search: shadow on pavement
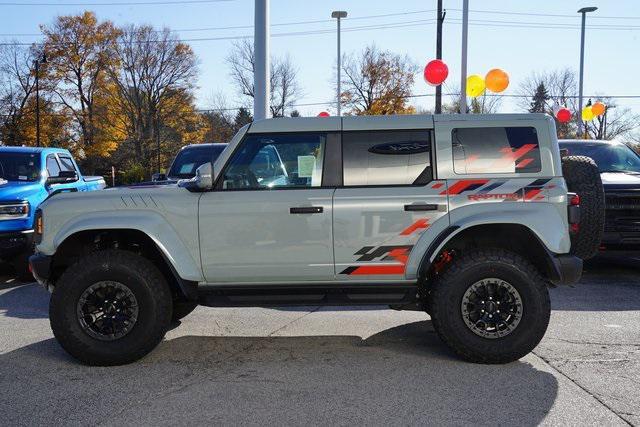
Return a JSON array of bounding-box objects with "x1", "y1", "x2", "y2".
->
[
  {"x1": 0, "y1": 283, "x2": 48, "y2": 319},
  {"x1": 0, "y1": 321, "x2": 558, "y2": 426},
  {"x1": 551, "y1": 255, "x2": 640, "y2": 311}
]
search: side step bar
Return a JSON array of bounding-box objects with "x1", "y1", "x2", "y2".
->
[{"x1": 197, "y1": 284, "x2": 419, "y2": 307}]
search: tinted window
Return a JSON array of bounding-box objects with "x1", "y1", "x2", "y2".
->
[
  {"x1": 168, "y1": 145, "x2": 227, "y2": 179},
  {"x1": 222, "y1": 133, "x2": 326, "y2": 190},
  {"x1": 452, "y1": 127, "x2": 541, "y2": 174},
  {"x1": 560, "y1": 142, "x2": 640, "y2": 173},
  {"x1": 0, "y1": 153, "x2": 40, "y2": 181},
  {"x1": 342, "y1": 130, "x2": 431, "y2": 186},
  {"x1": 46, "y1": 155, "x2": 60, "y2": 177},
  {"x1": 58, "y1": 156, "x2": 76, "y2": 173}
]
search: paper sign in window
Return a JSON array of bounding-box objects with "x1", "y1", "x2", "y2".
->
[{"x1": 297, "y1": 155, "x2": 316, "y2": 178}]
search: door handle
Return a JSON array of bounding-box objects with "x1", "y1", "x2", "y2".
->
[
  {"x1": 290, "y1": 206, "x2": 323, "y2": 214},
  {"x1": 404, "y1": 203, "x2": 443, "y2": 212}
]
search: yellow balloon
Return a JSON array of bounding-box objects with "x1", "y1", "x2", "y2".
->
[
  {"x1": 466, "y1": 74, "x2": 485, "y2": 98},
  {"x1": 485, "y1": 68, "x2": 509, "y2": 93},
  {"x1": 582, "y1": 106, "x2": 595, "y2": 121},
  {"x1": 592, "y1": 101, "x2": 606, "y2": 116}
]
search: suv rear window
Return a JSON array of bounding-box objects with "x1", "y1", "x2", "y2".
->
[
  {"x1": 342, "y1": 130, "x2": 432, "y2": 186},
  {"x1": 452, "y1": 127, "x2": 541, "y2": 174}
]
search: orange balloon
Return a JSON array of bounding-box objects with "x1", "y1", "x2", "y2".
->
[
  {"x1": 592, "y1": 102, "x2": 606, "y2": 116},
  {"x1": 485, "y1": 68, "x2": 509, "y2": 93}
]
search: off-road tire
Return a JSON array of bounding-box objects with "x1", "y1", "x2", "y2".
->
[
  {"x1": 562, "y1": 155, "x2": 605, "y2": 260},
  {"x1": 49, "y1": 249, "x2": 172, "y2": 366},
  {"x1": 430, "y1": 249, "x2": 550, "y2": 364},
  {"x1": 172, "y1": 299, "x2": 198, "y2": 321}
]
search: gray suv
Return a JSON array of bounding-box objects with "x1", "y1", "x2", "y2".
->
[{"x1": 30, "y1": 114, "x2": 591, "y2": 366}]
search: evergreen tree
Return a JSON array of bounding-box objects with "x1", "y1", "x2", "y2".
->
[
  {"x1": 233, "y1": 107, "x2": 253, "y2": 130},
  {"x1": 529, "y1": 83, "x2": 549, "y2": 113}
]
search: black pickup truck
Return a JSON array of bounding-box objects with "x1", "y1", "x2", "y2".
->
[
  {"x1": 560, "y1": 139, "x2": 640, "y2": 252},
  {"x1": 146, "y1": 143, "x2": 228, "y2": 185}
]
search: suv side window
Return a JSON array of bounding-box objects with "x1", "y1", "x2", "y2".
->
[
  {"x1": 452, "y1": 126, "x2": 541, "y2": 174},
  {"x1": 57, "y1": 155, "x2": 77, "y2": 173},
  {"x1": 46, "y1": 155, "x2": 61, "y2": 177},
  {"x1": 221, "y1": 133, "x2": 326, "y2": 190},
  {"x1": 342, "y1": 130, "x2": 432, "y2": 186}
]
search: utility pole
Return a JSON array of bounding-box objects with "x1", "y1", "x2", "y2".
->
[
  {"x1": 435, "y1": 0, "x2": 445, "y2": 114},
  {"x1": 34, "y1": 52, "x2": 46, "y2": 147},
  {"x1": 577, "y1": 6, "x2": 597, "y2": 138},
  {"x1": 459, "y1": 0, "x2": 469, "y2": 114},
  {"x1": 254, "y1": 0, "x2": 270, "y2": 121},
  {"x1": 332, "y1": 11, "x2": 347, "y2": 116}
]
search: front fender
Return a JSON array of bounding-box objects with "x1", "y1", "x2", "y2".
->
[
  {"x1": 405, "y1": 202, "x2": 570, "y2": 280},
  {"x1": 40, "y1": 210, "x2": 203, "y2": 282}
]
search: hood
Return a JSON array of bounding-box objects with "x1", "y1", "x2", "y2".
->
[
  {"x1": 601, "y1": 172, "x2": 640, "y2": 192},
  {"x1": 0, "y1": 180, "x2": 43, "y2": 202}
]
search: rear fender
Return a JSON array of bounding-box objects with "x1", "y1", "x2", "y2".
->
[{"x1": 405, "y1": 202, "x2": 570, "y2": 279}]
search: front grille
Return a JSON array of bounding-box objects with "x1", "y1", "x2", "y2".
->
[{"x1": 605, "y1": 192, "x2": 640, "y2": 232}]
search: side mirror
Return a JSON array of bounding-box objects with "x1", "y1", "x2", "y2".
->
[
  {"x1": 178, "y1": 162, "x2": 213, "y2": 192},
  {"x1": 152, "y1": 173, "x2": 167, "y2": 182},
  {"x1": 46, "y1": 170, "x2": 78, "y2": 185}
]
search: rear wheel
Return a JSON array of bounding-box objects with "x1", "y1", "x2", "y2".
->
[
  {"x1": 430, "y1": 249, "x2": 550, "y2": 364},
  {"x1": 562, "y1": 155, "x2": 605, "y2": 259},
  {"x1": 49, "y1": 249, "x2": 172, "y2": 366}
]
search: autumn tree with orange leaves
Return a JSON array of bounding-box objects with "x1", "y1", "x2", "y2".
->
[{"x1": 340, "y1": 45, "x2": 417, "y2": 116}]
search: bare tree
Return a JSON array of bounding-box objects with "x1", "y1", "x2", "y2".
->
[
  {"x1": 0, "y1": 42, "x2": 37, "y2": 145},
  {"x1": 226, "y1": 40, "x2": 300, "y2": 117},
  {"x1": 340, "y1": 45, "x2": 417, "y2": 115},
  {"x1": 585, "y1": 98, "x2": 640, "y2": 140},
  {"x1": 519, "y1": 68, "x2": 578, "y2": 138},
  {"x1": 442, "y1": 85, "x2": 502, "y2": 114},
  {"x1": 110, "y1": 24, "x2": 199, "y2": 173}
]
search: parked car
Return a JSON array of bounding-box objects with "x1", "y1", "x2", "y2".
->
[
  {"x1": 31, "y1": 114, "x2": 603, "y2": 366},
  {"x1": 147, "y1": 143, "x2": 228, "y2": 185},
  {"x1": 0, "y1": 147, "x2": 106, "y2": 277},
  {"x1": 560, "y1": 139, "x2": 640, "y2": 253}
]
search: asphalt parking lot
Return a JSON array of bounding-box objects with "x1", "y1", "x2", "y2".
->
[{"x1": 1, "y1": 257, "x2": 639, "y2": 426}]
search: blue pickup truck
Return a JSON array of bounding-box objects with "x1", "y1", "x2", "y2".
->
[{"x1": 0, "y1": 146, "x2": 106, "y2": 277}]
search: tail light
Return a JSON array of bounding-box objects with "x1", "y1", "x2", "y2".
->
[{"x1": 567, "y1": 192, "x2": 580, "y2": 234}]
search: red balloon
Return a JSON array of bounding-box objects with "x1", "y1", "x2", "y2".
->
[
  {"x1": 556, "y1": 108, "x2": 572, "y2": 123},
  {"x1": 423, "y1": 59, "x2": 449, "y2": 86},
  {"x1": 317, "y1": 111, "x2": 330, "y2": 117}
]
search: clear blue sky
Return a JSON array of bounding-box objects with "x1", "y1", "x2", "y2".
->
[{"x1": 1, "y1": 0, "x2": 639, "y2": 116}]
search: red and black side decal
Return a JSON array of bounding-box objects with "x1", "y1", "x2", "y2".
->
[
  {"x1": 340, "y1": 246, "x2": 413, "y2": 275},
  {"x1": 440, "y1": 179, "x2": 489, "y2": 195}
]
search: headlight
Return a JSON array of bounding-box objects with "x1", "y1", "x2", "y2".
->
[{"x1": 0, "y1": 201, "x2": 30, "y2": 220}]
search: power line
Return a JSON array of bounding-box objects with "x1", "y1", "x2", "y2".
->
[{"x1": 0, "y1": 0, "x2": 232, "y2": 5}]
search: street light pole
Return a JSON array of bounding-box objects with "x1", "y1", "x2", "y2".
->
[
  {"x1": 577, "y1": 6, "x2": 597, "y2": 137},
  {"x1": 254, "y1": 0, "x2": 270, "y2": 121},
  {"x1": 435, "y1": 0, "x2": 446, "y2": 114},
  {"x1": 459, "y1": 0, "x2": 469, "y2": 114},
  {"x1": 332, "y1": 11, "x2": 347, "y2": 116}
]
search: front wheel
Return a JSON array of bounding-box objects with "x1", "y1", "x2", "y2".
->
[
  {"x1": 430, "y1": 249, "x2": 550, "y2": 364},
  {"x1": 49, "y1": 250, "x2": 172, "y2": 366}
]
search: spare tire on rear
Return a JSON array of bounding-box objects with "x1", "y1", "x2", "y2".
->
[{"x1": 561, "y1": 155, "x2": 605, "y2": 260}]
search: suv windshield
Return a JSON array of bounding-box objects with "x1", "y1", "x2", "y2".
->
[
  {"x1": 167, "y1": 145, "x2": 226, "y2": 179},
  {"x1": 561, "y1": 142, "x2": 640, "y2": 174},
  {"x1": 0, "y1": 152, "x2": 41, "y2": 182}
]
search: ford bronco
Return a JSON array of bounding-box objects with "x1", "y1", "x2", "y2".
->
[{"x1": 30, "y1": 114, "x2": 599, "y2": 366}]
